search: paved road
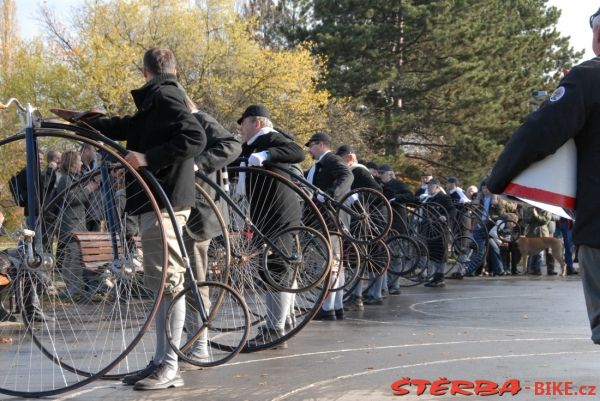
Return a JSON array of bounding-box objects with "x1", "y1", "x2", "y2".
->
[{"x1": 4, "y1": 274, "x2": 598, "y2": 401}]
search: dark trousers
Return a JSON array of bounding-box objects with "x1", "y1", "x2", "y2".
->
[{"x1": 500, "y1": 242, "x2": 521, "y2": 272}]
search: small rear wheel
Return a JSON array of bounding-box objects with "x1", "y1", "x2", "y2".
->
[
  {"x1": 166, "y1": 281, "x2": 250, "y2": 367},
  {"x1": 336, "y1": 188, "x2": 392, "y2": 244},
  {"x1": 262, "y1": 226, "x2": 330, "y2": 293}
]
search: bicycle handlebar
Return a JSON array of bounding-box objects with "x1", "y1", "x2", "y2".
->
[{"x1": 0, "y1": 98, "x2": 27, "y2": 112}]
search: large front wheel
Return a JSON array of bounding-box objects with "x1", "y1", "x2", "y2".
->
[{"x1": 0, "y1": 125, "x2": 169, "y2": 397}]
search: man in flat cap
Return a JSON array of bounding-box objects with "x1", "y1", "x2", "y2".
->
[
  {"x1": 375, "y1": 164, "x2": 414, "y2": 295},
  {"x1": 415, "y1": 171, "x2": 434, "y2": 200},
  {"x1": 336, "y1": 145, "x2": 381, "y2": 192},
  {"x1": 446, "y1": 177, "x2": 470, "y2": 205},
  {"x1": 422, "y1": 178, "x2": 456, "y2": 288},
  {"x1": 238, "y1": 104, "x2": 305, "y2": 349},
  {"x1": 306, "y1": 133, "x2": 353, "y2": 320},
  {"x1": 336, "y1": 145, "x2": 384, "y2": 306}
]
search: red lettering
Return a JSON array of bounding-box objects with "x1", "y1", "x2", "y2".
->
[
  {"x1": 552, "y1": 382, "x2": 564, "y2": 396},
  {"x1": 412, "y1": 379, "x2": 431, "y2": 396},
  {"x1": 534, "y1": 382, "x2": 545, "y2": 395},
  {"x1": 587, "y1": 385, "x2": 597, "y2": 396},
  {"x1": 390, "y1": 377, "x2": 411, "y2": 396},
  {"x1": 430, "y1": 377, "x2": 450, "y2": 396},
  {"x1": 579, "y1": 385, "x2": 596, "y2": 396},
  {"x1": 564, "y1": 382, "x2": 573, "y2": 396},
  {"x1": 474, "y1": 380, "x2": 498, "y2": 396},
  {"x1": 450, "y1": 380, "x2": 474, "y2": 396},
  {"x1": 498, "y1": 379, "x2": 522, "y2": 396}
]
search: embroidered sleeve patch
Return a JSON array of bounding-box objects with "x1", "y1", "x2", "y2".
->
[{"x1": 549, "y1": 86, "x2": 565, "y2": 102}]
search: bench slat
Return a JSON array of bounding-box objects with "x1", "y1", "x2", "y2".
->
[{"x1": 71, "y1": 231, "x2": 142, "y2": 272}]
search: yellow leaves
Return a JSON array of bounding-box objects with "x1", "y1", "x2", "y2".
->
[{"x1": 1, "y1": 0, "x2": 363, "y2": 145}]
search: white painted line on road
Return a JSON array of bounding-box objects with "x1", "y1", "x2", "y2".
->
[
  {"x1": 221, "y1": 337, "x2": 589, "y2": 367},
  {"x1": 409, "y1": 295, "x2": 525, "y2": 317},
  {"x1": 55, "y1": 385, "x2": 116, "y2": 401},
  {"x1": 271, "y1": 349, "x2": 600, "y2": 401},
  {"x1": 320, "y1": 317, "x2": 586, "y2": 336}
]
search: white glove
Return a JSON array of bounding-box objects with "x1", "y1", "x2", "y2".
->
[
  {"x1": 248, "y1": 151, "x2": 269, "y2": 167},
  {"x1": 343, "y1": 193, "x2": 359, "y2": 206},
  {"x1": 316, "y1": 194, "x2": 326, "y2": 203}
]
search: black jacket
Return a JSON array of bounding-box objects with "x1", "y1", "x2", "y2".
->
[
  {"x1": 424, "y1": 192, "x2": 457, "y2": 222},
  {"x1": 53, "y1": 173, "x2": 90, "y2": 241},
  {"x1": 383, "y1": 178, "x2": 414, "y2": 234},
  {"x1": 350, "y1": 165, "x2": 381, "y2": 191},
  {"x1": 187, "y1": 111, "x2": 242, "y2": 240},
  {"x1": 423, "y1": 191, "x2": 456, "y2": 262},
  {"x1": 382, "y1": 178, "x2": 412, "y2": 201},
  {"x1": 240, "y1": 130, "x2": 305, "y2": 230},
  {"x1": 309, "y1": 152, "x2": 353, "y2": 201},
  {"x1": 487, "y1": 59, "x2": 600, "y2": 247},
  {"x1": 89, "y1": 74, "x2": 206, "y2": 214}
]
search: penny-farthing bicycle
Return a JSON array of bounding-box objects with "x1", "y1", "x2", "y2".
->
[{"x1": 0, "y1": 100, "x2": 249, "y2": 397}]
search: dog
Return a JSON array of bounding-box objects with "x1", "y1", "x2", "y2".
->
[{"x1": 516, "y1": 236, "x2": 566, "y2": 276}]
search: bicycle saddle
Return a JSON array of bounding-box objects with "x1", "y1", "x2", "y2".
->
[{"x1": 50, "y1": 108, "x2": 106, "y2": 123}]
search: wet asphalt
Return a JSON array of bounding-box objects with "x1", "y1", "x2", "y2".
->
[{"x1": 3, "y1": 272, "x2": 598, "y2": 401}]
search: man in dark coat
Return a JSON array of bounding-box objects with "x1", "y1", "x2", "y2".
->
[
  {"x1": 238, "y1": 104, "x2": 305, "y2": 349},
  {"x1": 306, "y1": 133, "x2": 353, "y2": 203},
  {"x1": 336, "y1": 145, "x2": 388, "y2": 304},
  {"x1": 306, "y1": 133, "x2": 353, "y2": 320},
  {"x1": 88, "y1": 47, "x2": 206, "y2": 390},
  {"x1": 336, "y1": 145, "x2": 381, "y2": 192},
  {"x1": 379, "y1": 164, "x2": 414, "y2": 233},
  {"x1": 487, "y1": 9, "x2": 600, "y2": 347},
  {"x1": 181, "y1": 104, "x2": 242, "y2": 369},
  {"x1": 422, "y1": 178, "x2": 456, "y2": 288}
]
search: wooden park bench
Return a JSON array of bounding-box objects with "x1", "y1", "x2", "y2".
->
[{"x1": 71, "y1": 231, "x2": 142, "y2": 273}]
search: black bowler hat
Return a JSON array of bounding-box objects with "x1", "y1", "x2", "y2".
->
[
  {"x1": 237, "y1": 104, "x2": 270, "y2": 124},
  {"x1": 335, "y1": 144, "x2": 354, "y2": 156},
  {"x1": 305, "y1": 132, "x2": 332, "y2": 147}
]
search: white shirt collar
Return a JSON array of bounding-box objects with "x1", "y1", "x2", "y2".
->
[
  {"x1": 316, "y1": 150, "x2": 331, "y2": 163},
  {"x1": 246, "y1": 126, "x2": 277, "y2": 146}
]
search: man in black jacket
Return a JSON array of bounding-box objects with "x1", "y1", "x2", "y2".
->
[
  {"x1": 376, "y1": 164, "x2": 414, "y2": 295},
  {"x1": 181, "y1": 102, "x2": 242, "y2": 369},
  {"x1": 306, "y1": 133, "x2": 353, "y2": 320},
  {"x1": 88, "y1": 48, "x2": 206, "y2": 390},
  {"x1": 422, "y1": 178, "x2": 456, "y2": 288},
  {"x1": 379, "y1": 164, "x2": 414, "y2": 233},
  {"x1": 336, "y1": 145, "x2": 381, "y2": 192},
  {"x1": 487, "y1": 7, "x2": 600, "y2": 347},
  {"x1": 238, "y1": 104, "x2": 305, "y2": 349},
  {"x1": 336, "y1": 145, "x2": 386, "y2": 305}
]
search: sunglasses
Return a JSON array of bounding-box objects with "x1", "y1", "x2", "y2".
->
[{"x1": 590, "y1": 8, "x2": 600, "y2": 28}]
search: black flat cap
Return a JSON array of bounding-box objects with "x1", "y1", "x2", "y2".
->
[
  {"x1": 421, "y1": 171, "x2": 433, "y2": 177},
  {"x1": 378, "y1": 164, "x2": 393, "y2": 173},
  {"x1": 447, "y1": 176, "x2": 459, "y2": 184},
  {"x1": 427, "y1": 177, "x2": 441, "y2": 185},
  {"x1": 335, "y1": 144, "x2": 354, "y2": 156},
  {"x1": 237, "y1": 104, "x2": 270, "y2": 124},
  {"x1": 305, "y1": 132, "x2": 332, "y2": 147},
  {"x1": 365, "y1": 161, "x2": 378, "y2": 170}
]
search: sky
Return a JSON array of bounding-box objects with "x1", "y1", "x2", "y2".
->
[{"x1": 14, "y1": 0, "x2": 599, "y2": 63}]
